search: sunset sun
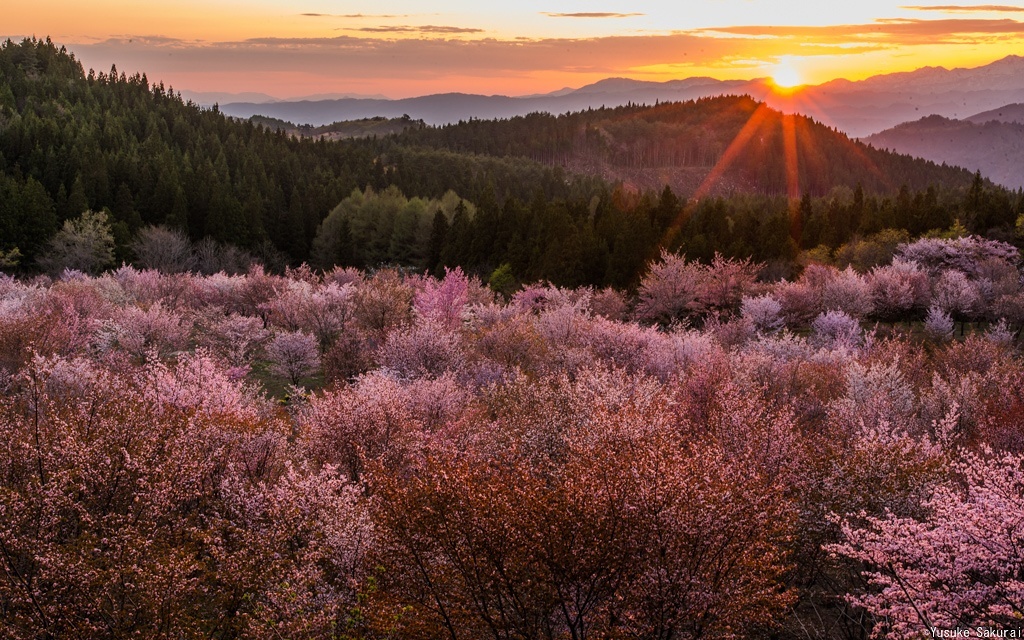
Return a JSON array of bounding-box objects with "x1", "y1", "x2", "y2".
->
[{"x1": 772, "y1": 59, "x2": 803, "y2": 89}]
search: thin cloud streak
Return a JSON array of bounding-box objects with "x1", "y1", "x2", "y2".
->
[
  {"x1": 703, "y1": 17, "x2": 1024, "y2": 42},
  {"x1": 300, "y1": 13, "x2": 412, "y2": 18},
  {"x1": 541, "y1": 12, "x2": 645, "y2": 18},
  {"x1": 901, "y1": 4, "x2": 1024, "y2": 11},
  {"x1": 346, "y1": 25, "x2": 484, "y2": 34}
]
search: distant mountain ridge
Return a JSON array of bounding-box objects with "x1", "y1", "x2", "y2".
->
[
  {"x1": 219, "y1": 56, "x2": 1024, "y2": 138},
  {"x1": 967, "y1": 103, "x2": 1024, "y2": 125},
  {"x1": 219, "y1": 79, "x2": 770, "y2": 130},
  {"x1": 864, "y1": 109, "x2": 1024, "y2": 190},
  {"x1": 776, "y1": 55, "x2": 1024, "y2": 137},
  {"x1": 183, "y1": 90, "x2": 391, "y2": 106}
]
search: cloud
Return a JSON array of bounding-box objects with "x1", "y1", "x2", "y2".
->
[
  {"x1": 346, "y1": 25, "x2": 484, "y2": 34},
  {"x1": 70, "y1": 32, "x2": 867, "y2": 82},
  {"x1": 901, "y1": 4, "x2": 1024, "y2": 12},
  {"x1": 300, "y1": 13, "x2": 412, "y2": 18},
  {"x1": 541, "y1": 12, "x2": 645, "y2": 18},
  {"x1": 59, "y1": 19, "x2": 1024, "y2": 99},
  {"x1": 101, "y1": 35, "x2": 202, "y2": 46},
  {"x1": 701, "y1": 17, "x2": 1024, "y2": 43}
]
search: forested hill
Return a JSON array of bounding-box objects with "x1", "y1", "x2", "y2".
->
[
  {"x1": 1, "y1": 38, "x2": 1019, "y2": 289},
  {"x1": 390, "y1": 97, "x2": 977, "y2": 196},
  {"x1": 0, "y1": 38, "x2": 597, "y2": 267}
]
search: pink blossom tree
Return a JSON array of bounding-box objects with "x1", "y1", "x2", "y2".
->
[
  {"x1": 811, "y1": 309, "x2": 863, "y2": 349},
  {"x1": 412, "y1": 266, "x2": 476, "y2": 330},
  {"x1": 833, "y1": 449, "x2": 1024, "y2": 636},
  {"x1": 868, "y1": 258, "x2": 931, "y2": 321},
  {"x1": 932, "y1": 269, "x2": 982, "y2": 322},
  {"x1": 897, "y1": 235, "x2": 1019, "y2": 279},
  {"x1": 924, "y1": 305, "x2": 955, "y2": 342},
  {"x1": 266, "y1": 330, "x2": 321, "y2": 385},
  {"x1": 194, "y1": 311, "x2": 269, "y2": 367},
  {"x1": 377, "y1": 319, "x2": 465, "y2": 379},
  {"x1": 635, "y1": 249, "x2": 704, "y2": 324},
  {"x1": 742, "y1": 293, "x2": 785, "y2": 334},
  {"x1": 0, "y1": 352, "x2": 374, "y2": 638},
  {"x1": 697, "y1": 252, "x2": 762, "y2": 315},
  {"x1": 822, "y1": 266, "x2": 875, "y2": 318}
]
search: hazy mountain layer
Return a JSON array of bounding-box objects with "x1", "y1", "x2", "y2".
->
[
  {"x1": 864, "y1": 113, "x2": 1024, "y2": 190},
  {"x1": 220, "y1": 56, "x2": 1024, "y2": 138},
  {"x1": 967, "y1": 103, "x2": 1024, "y2": 125}
]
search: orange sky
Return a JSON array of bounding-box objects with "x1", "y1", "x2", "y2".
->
[{"x1": 6, "y1": 1, "x2": 1024, "y2": 98}]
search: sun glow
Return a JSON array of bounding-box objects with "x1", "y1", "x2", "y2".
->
[{"x1": 771, "y1": 59, "x2": 803, "y2": 90}]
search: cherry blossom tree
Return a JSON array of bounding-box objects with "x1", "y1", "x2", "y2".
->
[
  {"x1": 811, "y1": 309, "x2": 863, "y2": 349},
  {"x1": 868, "y1": 258, "x2": 931, "y2": 321},
  {"x1": 833, "y1": 449, "x2": 1024, "y2": 637},
  {"x1": 924, "y1": 305, "x2": 955, "y2": 342},
  {"x1": 194, "y1": 311, "x2": 269, "y2": 367},
  {"x1": 932, "y1": 269, "x2": 982, "y2": 322},
  {"x1": 377, "y1": 319, "x2": 466, "y2": 379},
  {"x1": 262, "y1": 279, "x2": 355, "y2": 348},
  {"x1": 635, "y1": 249, "x2": 704, "y2": 324},
  {"x1": 352, "y1": 268, "x2": 414, "y2": 341},
  {"x1": 412, "y1": 266, "x2": 474, "y2": 330},
  {"x1": 743, "y1": 293, "x2": 785, "y2": 334},
  {"x1": 775, "y1": 279, "x2": 822, "y2": 328},
  {"x1": 896, "y1": 235, "x2": 1019, "y2": 279},
  {"x1": 698, "y1": 252, "x2": 763, "y2": 314},
  {"x1": 822, "y1": 266, "x2": 875, "y2": 318},
  {"x1": 91, "y1": 301, "x2": 191, "y2": 359},
  {"x1": 266, "y1": 330, "x2": 321, "y2": 385},
  {"x1": 0, "y1": 352, "x2": 372, "y2": 638},
  {"x1": 300, "y1": 370, "x2": 469, "y2": 481},
  {"x1": 590, "y1": 286, "x2": 629, "y2": 321},
  {"x1": 367, "y1": 368, "x2": 796, "y2": 639}
]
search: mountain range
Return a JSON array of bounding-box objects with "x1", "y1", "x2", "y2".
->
[
  {"x1": 864, "y1": 108, "x2": 1024, "y2": 190},
  {"x1": 219, "y1": 56, "x2": 1024, "y2": 139}
]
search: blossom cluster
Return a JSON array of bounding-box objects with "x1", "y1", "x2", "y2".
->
[{"x1": 0, "y1": 238, "x2": 1022, "y2": 638}]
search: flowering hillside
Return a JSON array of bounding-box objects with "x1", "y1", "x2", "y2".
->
[{"x1": 1, "y1": 237, "x2": 1023, "y2": 638}]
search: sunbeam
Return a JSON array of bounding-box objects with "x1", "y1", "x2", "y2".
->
[
  {"x1": 692, "y1": 103, "x2": 774, "y2": 202},
  {"x1": 782, "y1": 113, "x2": 802, "y2": 243}
]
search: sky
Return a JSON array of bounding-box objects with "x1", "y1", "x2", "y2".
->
[{"x1": 7, "y1": 1, "x2": 1024, "y2": 99}]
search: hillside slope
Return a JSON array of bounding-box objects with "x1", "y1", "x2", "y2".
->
[{"x1": 393, "y1": 97, "x2": 977, "y2": 197}]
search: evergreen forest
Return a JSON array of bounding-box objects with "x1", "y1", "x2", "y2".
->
[{"x1": 1, "y1": 37, "x2": 1022, "y2": 288}]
